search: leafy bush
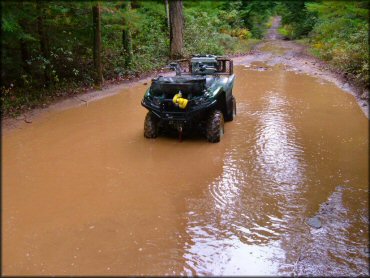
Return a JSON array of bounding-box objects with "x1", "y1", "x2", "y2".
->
[
  {"x1": 278, "y1": 24, "x2": 295, "y2": 39},
  {"x1": 275, "y1": 1, "x2": 316, "y2": 39},
  {"x1": 307, "y1": 1, "x2": 369, "y2": 88},
  {"x1": 225, "y1": 28, "x2": 253, "y2": 40},
  {"x1": 183, "y1": 10, "x2": 225, "y2": 56},
  {"x1": 278, "y1": 1, "x2": 369, "y2": 89}
]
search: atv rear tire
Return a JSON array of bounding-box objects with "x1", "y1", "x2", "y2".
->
[
  {"x1": 206, "y1": 110, "x2": 224, "y2": 143},
  {"x1": 225, "y1": 96, "x2": 236, "y2": 122},
  {"x1": 144, "y1": 112, "x2": 158, "y2": 138}
]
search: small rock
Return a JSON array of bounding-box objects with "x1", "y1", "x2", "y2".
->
[
  {"x1": 306, "y1": 217, "x2": 322, "y2": 229},
  {"x1": 143, "y1": 82, "x2": 147, "y2": 85}
]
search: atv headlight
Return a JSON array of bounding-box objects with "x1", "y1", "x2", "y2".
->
[{"x1": 152, "y1": 97, "x2": 161, "y2": 107}]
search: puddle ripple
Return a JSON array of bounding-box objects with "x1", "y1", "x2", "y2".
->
[{"x1": 3, "y1": 66, "x2": 368, "y2": 276}]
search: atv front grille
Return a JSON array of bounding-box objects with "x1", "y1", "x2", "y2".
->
[{"x1": 161, "y1": 99, "x2": 189, "y2": 112}]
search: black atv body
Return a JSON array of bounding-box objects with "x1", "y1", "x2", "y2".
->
[{"x1": 141, "y1": 55, "x2": 236, "y2": 142}]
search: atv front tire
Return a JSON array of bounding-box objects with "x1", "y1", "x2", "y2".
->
[
  {"x1": 225, "y1": 96, "x2": 236, "y2": 122},
  {"x1": 206, "y1": 110, "x2": 224, "y2": 143},
  {"x1": 144, "y1": 112, "x2": 158, "y2": 138}
]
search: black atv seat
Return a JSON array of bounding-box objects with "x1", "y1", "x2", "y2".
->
[{"x1": 151, "y1": 76, "x2": 206, "y2": 96}]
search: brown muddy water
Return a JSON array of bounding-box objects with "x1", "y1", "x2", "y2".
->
[{"x1": 3, "y1": 65, "x2": 369, "y2": 276}]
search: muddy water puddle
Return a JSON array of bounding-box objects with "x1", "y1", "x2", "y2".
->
[
  {"x1": 3, "y1": 65, "x2": 368, "y2": 276},
  {"x1": 260, "y1": 42, "x2": 289, "y2": 55}
]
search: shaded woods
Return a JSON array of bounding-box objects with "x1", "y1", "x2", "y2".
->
[
  {"x1": 1, "y1": 1, "x2": 368, "y2": 116},
  {"x1": 1, "y1": 1, "x2": 261, "y2": 115}
]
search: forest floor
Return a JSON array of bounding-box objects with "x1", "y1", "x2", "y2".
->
[{"x1": 3, "y1": 16, "x2": 368, "y2": 132}]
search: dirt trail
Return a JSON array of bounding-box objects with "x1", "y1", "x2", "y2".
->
[
  {"x1": 266, "y1": 16, "x2": 283, "y2": 40},
  {"x1": 233, "y1": 16, "x2": 368, "y2": 118},
  {"x1": 2, "y1": 18, "x2": 369, "y2": 276}
]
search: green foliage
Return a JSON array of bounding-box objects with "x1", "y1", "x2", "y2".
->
[
  {"x1": 278, "y1": 24, "x2": 295, "y2": 40},
  {"x1": 275, "y1": 1, "x2": 316, "y2": 39},
  {"x1": 278, "y1": 1, "x2": 369, "y2": 88},
  {"x1": 307, "y1": 1, "x2": 369, "y2": 87},
  {"x1": 238, "y1": 0, "x2": 277, "y2": 38},
  {"x1": 183, "y1": 1, "x2": 260, "y2": 56},
  {"x1": 2, "y1": 0, "x2": 263, "y2": 116},
  {"x1": 101, "y1": 1, "x2": 168, "y2": 77},
  {"x1": 2, "y1": 0, "x2": 368, "y2": 117}
]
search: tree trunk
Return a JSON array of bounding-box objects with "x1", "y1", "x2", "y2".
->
[
  {"x1": 19, "y1": 20, "x2": 31, "y2": 76},
  {"x1": 122, "y1": 1, "x2": 133, "y2": 69},
  {"x1": 131, "y1": 0, "x2": 140, "y2": 9},
  {"x1": 165, "y1": 0, "x2": 170, "y2": 29},
  {"x1": 169, "y1": 0, "x2": 184, "y2": 59},
  {"x1": 20, "y1": 40, "x2": 31, "y2": 75},
  {"x1": 36, "y1": 2, "x2": 51, "y2": 86},
  {"x1": 92, "y1": 3, "x2": 103, "y2": 87}
]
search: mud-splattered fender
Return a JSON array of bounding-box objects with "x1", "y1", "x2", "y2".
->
[{"x1": 223, "y1": 74, "x2": 235, "y2": 95}]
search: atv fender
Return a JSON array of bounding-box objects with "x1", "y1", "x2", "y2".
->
[{"x1": 224, "y1": 74, "x2": 235, "y2": 115}]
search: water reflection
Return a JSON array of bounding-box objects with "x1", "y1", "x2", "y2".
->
[
  {"x1": 255, "y1": 93, "x2": 305, "y2": 187},
  {"x1": 182, "y1": 67, "x2": 305, "y2": 275},
  {"x1": 3, "y1": 65, "x2": 368, "y2": 276},
  {"x1": 181, "y1": 65, "x2": 367, "y2": 276}
]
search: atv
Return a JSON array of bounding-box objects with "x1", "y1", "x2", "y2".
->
[{"x1": 141, "y1": 54, "x2": 236, "y2": 143}]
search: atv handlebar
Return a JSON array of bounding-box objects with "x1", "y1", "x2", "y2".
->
[{"x1": 165, "y1": 62, "x2": 182, "y2": 76}]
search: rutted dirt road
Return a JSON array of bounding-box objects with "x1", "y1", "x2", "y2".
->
[
  {"x1": 233, "y1": 16, "x2": 368, "y2": 118},
  {"x1": 2, "y1": 18, "x2": 369, "y2": 276}
]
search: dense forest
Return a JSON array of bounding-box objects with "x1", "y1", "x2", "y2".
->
[{"x1": 1, "y1": 1, "x2": 369, "y2": 116}]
